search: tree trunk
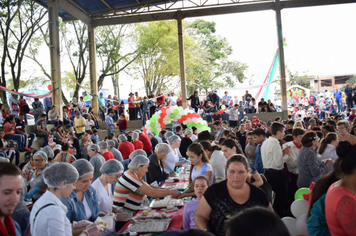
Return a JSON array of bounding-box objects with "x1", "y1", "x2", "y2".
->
[
  {"x1": 0, "y1": 90, "x2": 8, "y2": 110},
  {"x1": 62, "y1": 90, "x2": 69, "y2": 105}
]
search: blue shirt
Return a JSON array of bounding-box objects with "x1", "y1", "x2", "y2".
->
[
  {"x1": 333, "y1": 91, "x2": 342, "y2": 101},
  {"x1": 106, "y1": 116, "x2": 114, "y2": 132},
  {"x1": 98, "y1": 97, "x2": 105, "y2": 108},
  {"x1": 345, "y1": 87, "x2": 353, "y2": 97},
  {"x1": 255, "y1": 139, "x2": 266, "y2": 174},
  {"x1": 43, "y1": 97, "x2": 52, "y2": 109},
  {"x1": 61, "y1": 186, "x2": 102, "y2": 222},
  {"x1": 91, "y1": 134, "x2": 99, "y2": 144}
]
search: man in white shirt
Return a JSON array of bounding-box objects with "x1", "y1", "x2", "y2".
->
[
  {"x1": 78, "y1": 96, "x2": 86, "y2": 112},
  {"x1": 168, "y1": 92, "x2": 177, "y2": 106},
  {"x1": 261, "y1": 122, "x2": 290, "y2": 217}
]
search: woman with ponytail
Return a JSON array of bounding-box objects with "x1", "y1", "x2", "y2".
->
[{"x1": 318, "y1": 132, "x2": 339, "y2": 174}]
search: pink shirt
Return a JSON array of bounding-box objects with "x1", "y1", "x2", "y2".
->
[{"x1": 325, "y1": 182, "x2": 356, "y2": 236}]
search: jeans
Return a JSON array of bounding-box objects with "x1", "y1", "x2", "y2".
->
[
  {"x1": 5, "y1": 134, "x2": 24, "y2": 150},
  {"x1": 0, "y1": 152, "x2": 7, "y2": 158},
  {"x1": 336, "y1": 99, "x2": 342, "y2": 112},
  {"x1": 347, "y1": 97, "x2": 353, "y2": 109},
  {"x1": 206, "y1": 113, "x2": 212, "y2": 123},
  {"x1": 76, "y1": 132, "x2": 85, "y2": 139},
  {"x1": 229, "y1": 120, "x2": 238, "y2": 128},
  {"x1": 192, "y1": 105, "x2": 199, "y2": 113},
  {"x1": 19, "y1": 133, "x2": 36, "y2": 148},
  {"x1": 9, "y1": 150, "x2": 20, "y2": 165},
  {"x1": 142, "y1": 112, "x2": 150, "y2": 127},
  {"x1": 35, "y1": 131, "x2": 49, "y2": 141}
]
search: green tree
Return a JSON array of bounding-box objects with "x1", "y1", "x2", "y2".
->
[
  {"x1": 0, "y1": 0, "x2": 47, "y2": 106},
  {"x1": 286, "y1": 67, "x2": 311, "y2": 88}
]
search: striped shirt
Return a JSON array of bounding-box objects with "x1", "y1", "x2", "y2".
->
[
  {"x1": 53, "y1": 152, "x2": 77, "y2": 164},
  {"x1": 113, "y1": 170, "x2": 144, "y2": 214}
]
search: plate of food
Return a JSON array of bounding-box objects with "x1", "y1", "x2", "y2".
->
[
  {"x1": 149, "y1": 197, "x2": 184, "y2": 208},
  {"x1": 127, "y1": 218, "x2": 172, "y2": 233},
  {"x1": 133, "y1": 209, "x2": 172, "y2": 219},
  {"x1": 162, "y1": 183, "x2": 189, "y2": 190}
]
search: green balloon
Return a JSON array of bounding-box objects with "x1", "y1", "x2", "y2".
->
[
  {"x1": 221, "y1": 105, "x2": 226, "y2": 110},
  {"x1": 152, "y1": 114, "x2": 159, "y2": 120},
  {"x1": 174, "y1": 109, "x2": 179, "y2": 115},
  {"x1": 84, "y1": 95, "x2": 89, "y2": 100},
  {"x1": 178, "y1": 107, "x2": 183, "y2": 111},
  {"x1": 169, "y1": 113, "x2": 175, "y2": 119},
  {"x1": 150, "y1": 122, "x2": 155, "y2": 128},
  {"x1": 294, "y1": 188, "x2": 311, "y2": 200},
  {"x1": 187, "y1": 123, "x2": 192, "y2": 128},
  {"x1": 197, "y1": 123, "x2": 202, "y2": 128}
]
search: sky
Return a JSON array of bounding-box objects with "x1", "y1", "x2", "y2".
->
[{"x1": 23, "y1": 2, "x2": 356, "y2": 99}]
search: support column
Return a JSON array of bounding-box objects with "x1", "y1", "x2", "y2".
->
[
  {"x1": 275, "y1": 0, "x2": 288, "y2": 119},
  {"x1": 88, "y1": 25, "x2": 99, "y2": 116},
  {"x1": 177, "y1": 11, "x2": 188, "y2": 109},
  {"x1": 48, "y1": 0, "x2": 62, "y2": 118}
]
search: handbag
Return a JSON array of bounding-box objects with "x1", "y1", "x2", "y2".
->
[{"x1": 24, "y1": 104, "x2": 30, "y2": 113}]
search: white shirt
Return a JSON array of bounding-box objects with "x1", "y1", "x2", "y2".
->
[
  {"x1": 78, "y1": 100, "x2": 86, "y2": 109},
  {"x1": 190, "y1": 134, "x2": 198, "y2": 142},
  {"x1": 83, "y1": 196, "x2": 92, "y2": 220},
  {"x1": 169, "y1": 96, "x2": 178, "y2": 106},
  {"x1": 30, "y1": 190, "x2": 72, "y2": 236},
  {"x1": 295, "y1": 110, "x2": 306, "y2": 119},
  {"x1": 320, "y1": 144, "x2": 338, "y2": 174},
  {"x1": 285, "y1": 142, "x2": 301, "y2": 174},
  {"x1": 163, "y1": 145, "x2": 181, "y2": 171},
  {"x1": 92, "y1": 178, "x2": 113, "y2": 214},
  {"x1": 209, "y1": 150, "x2": 226, "y2": 182},
  {"x1": 85, "y1": 119, "x2": 95, "y2": 130},
  {"x1": 261, "y1": 137, "x2": 288, "y2": 170}
]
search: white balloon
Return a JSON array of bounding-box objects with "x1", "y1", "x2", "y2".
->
[
  {"x1": 281, "y1": 217, "x2": 298, "y2": 236},
  {"x1": 296, "y1": 214, "x2": 309, "y2": 236},
  {"x1": 192, "y1": 117, "x2": 198, "y2": 123},
  {"x1": 166, "y1": 109, "x2": 172, "y2": 115},
  {"x1": 146, "y1": 120, "x2": 150, "y2": 125},
  {"x1": 183, "y1": 120, "x2": 188, "y2": 125},
  {"x1": 176, "y1": 114, "x2": 182, "y2": 119},
  {"x1": 197, "y1": 128, "x2": 201, "y2": 133},
  {"x1": 155, "y1": 122, "x2": 160, "y2": 128},
  {"x1": 291, "y1": 199, "x2": 309, "y2": 218},
  {"x1": 187, "y1": 118, "x2": 192, "y2": 124}
]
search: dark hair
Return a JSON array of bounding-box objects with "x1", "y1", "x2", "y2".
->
[
  {"x1": 222, "y1": 130, "x2": 231, "y2": 137},
  {"x1": 198, "y1": 130, "x2": 212, "y2": 141},
  {"x1": 0, "y1": 163, "x2": 21, "y2": 184},
  {"x1": 337, "y1": 141, "x2": 356, "y2": 175},
  {"x1": 92, "y1": 128, "x2": 98, "y2": 134},
  {"x1": 62, "y1": 142, "x2": 70, "y2": 151},
  {"x1": 175, "y1": 126, "x2": 182, "y2": 133},
  {"x1": 222, "y1": 120, "x2": 228, "y2": 125},
  {"x1": 318, "y1": 132, "x2": 337, "y2": 155},
  {"x1": 283, "y1": 134, "x2": 293, "y2": 142},
  {"x1": 225, "y1": 207, "x2": 290, "y2": 236},
  {"x1": 271, "y1": 122, "x2": 285, "y2": 135},
  {"x1": 199, "y1": 140, "x2": 221, "y2": 152},
  {"x1": 301, "y1": 131, "x2": 318, "y2": 147},
  {"x1": 213, "y1": 121, "x2": 221, "y2": 126},
  {"x1": 194, "y1": 175, "x2": 210, "y2": 186},
  {"x1": 287, "y1": 120, "x2": 295, "y2": 126},
  {"x1": 322, "y1": 125, "x2": 335, "y2": 133},
  {"x1": 226, "y1": 154, "x2": 251, "y2": 176},
  {"x1": 41, "y1": 114, "x2": 47, "y2": 118},
  {"x1": 292, "y1": 128, "x2": 305, "y2": 137},
  {"x1": 308, "y1": 158, "x2": 342, "y2": 217},
  {"x1": 252, "y1": 128, "x2": 266, "y2": 137},
  {"x1": 221, "y1": 139, "x2": 244, "y2": 155},
  {"x1": 274, "y1": 116, "x2": 281, "y2": 122},
  {"x1": 311, "y1": 126, "x2": 321, "y2": 132},
  {"x1": 187, "y1": 143, "x2": 210, "y2": 184},
  {"x1": 4, "y1": 115, "x2": 15, "y2": 124},
  {"x1": 179, "y1": 229, "x2": 215, "y2": 236}
]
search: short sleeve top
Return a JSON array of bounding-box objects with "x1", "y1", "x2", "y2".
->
[
  {"x1": 191, "y1": 163, "x2": 214, "y2": 186},
  {"x1": 204, "y1": 180, "x2": 269, "y2": 236}
]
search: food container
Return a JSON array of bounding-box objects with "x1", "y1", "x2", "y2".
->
[
  {"x1": 149, "y1": 198, "x2": 184, "y2": 208},
  {"x1": 126, "y1": 218, "x2": 172, "y2": 233}
]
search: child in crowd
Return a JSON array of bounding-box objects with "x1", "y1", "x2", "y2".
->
[
  {"x1": 47, "y1": 133, "x2": 56, "y2": 150},
  {"x1": 91, "y1": 128, "x2": 99, "y2": 144},
  {"x1": 212, "y1": 110, "x2": 221, "y2": 123},
  {"x1": 183, "y1": 175, "x2": 209, "y2": 229},
  {"x1": 118, "y1": 113, "x2": 128, "y2": 133},
  {"x1": 85, "y1": 115, "x2": 95, "y2": 134}
]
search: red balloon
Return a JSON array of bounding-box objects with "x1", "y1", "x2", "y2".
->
[
  {"x1": 160, "y1": 123, "x2": 165, "y2": 129},
  {"x1": 219, "y1": 109, "x2": 224, "y2": 115},
  {"x1": 47, "y1": 84, "x2": 52, "y2": 91},
  {"x1": 143, "y1": 128, "x2": 147, "y2": 135},
  {"x1": 161, "y1": 108, "x2": 167, "y2": 113},
  {"x1": 160, "y1": 113, "x2": 166, "y2": 118},
  {"x1": 283, "y1": 37, "x2": 286, "y2": 42},
  {"x1": 158, "y1": 118, "x2": 163, "y2": 123}
]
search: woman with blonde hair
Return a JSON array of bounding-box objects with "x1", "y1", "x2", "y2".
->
[
  {"x1": 337, "y1": 120, "x2": 356, "y2": 145},
  {"x1": 293, "y1": 120, "x2": 305, "y2": 129}
]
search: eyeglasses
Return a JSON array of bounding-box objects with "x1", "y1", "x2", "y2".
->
[
  {"x1": 33, "y1": 159, "x2": 44, "y2": 162},
  {"x1": 309, "y1": 136, "x2": 320, "y2": 141}
]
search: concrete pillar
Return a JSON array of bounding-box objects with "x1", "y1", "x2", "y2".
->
[
  {"x1": 88, "y1": 25, "x2": 99, "y2": 116},
  {"x1": 177, "y1": 11, "x2": 188, "y2": 109},
  {"x1": 48, "y1": 0, "x2": 62, "y2": 118}
]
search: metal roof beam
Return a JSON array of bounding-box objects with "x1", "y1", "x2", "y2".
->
[
  {"x1": 58, "y1": 0, "x2": 92, "y2": 25},
  {"x1": 93, "y1": 0, "x2": 355, "y2": 26}
]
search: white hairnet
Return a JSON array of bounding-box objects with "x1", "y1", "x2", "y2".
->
[
  {"x1": 132, "y1": 132, "x2": 139, "y2": 141},
  {"x1": 88, "y1": 144, "x2": 100, "y2": 152},
  {"x1": 128, "y1": 155, "x2": 150, "y2": 170},
  {"x1": 43, "y1": 163, "x2": 79, "y2": 188},
  {"x1": 155, "y1": 143, "x2": 171, "y2": 155},
  {"x1": 167, "y1": 135, "x2": 180, "y2": 145},
  {"x1": 98, "y1": 141, "x2": 108, "y2": 149},
  {"x1": 107, "y1": 140, "x2": 115, "y2": 148},
  {"x1": 100, "y1": 159, "x2": 124, "y2": 175},
  {"x1": 147, "y1": 132, "x2": 155, "y2": 137},
  {"x1": 42, "y1": 146, "x2": 54, "y2": 158},
  {"x1": 118, "y1": 134, "x2": 127, "y2": 142},
  {"x1": 72, "y1": 159, "x2": 94, "y2": 178},
  {"x1": 129, "y1": 149, "x2": 147, "y2": 160},
  {"x1": 164, "y1": 131, "x2": 174, "y2": 139},
  {"x1": 134, "y1": 129, "x2": 141, "y2": 134},
  {"x1": 184, "y1": 128, "x2": 193, "y2": 136},
  {"x1": 33, "y1": 151, "x2": 48, "y2": 162}
]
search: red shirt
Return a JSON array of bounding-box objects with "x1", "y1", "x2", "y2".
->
[
  {"x1": 118, "y1": 141, "x2": 135, "y2": 160},
  {"x1": 157, "y1": 95, "x2": 165, "y2": 106},
  {"x1": 326, "y1": 183, "x2": 356, "y2": 236},
  {"x1": 128, "y1": 97, "x2": 135, "y2": 109},
  {"x1": 102, "y1": 151, "x2": 114, "y2": 161},
  {"x1": 139, "y1": 133, "x2": 153, "y2": 153},
  {"x1": 19, "y1": 98, "x2": 27, "y2": 113},
  {"x1": 0, "y1": 215, "x2": 16, "y2": 236},
  {"x1": 132, "y1": 140, "x2": 144, "y2": 150},
  {"x1": 118, "y1": 118, "x2": 127, "y2": 130}
]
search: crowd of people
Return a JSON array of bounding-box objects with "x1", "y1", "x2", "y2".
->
[{"x1": 1, "y1": 86, "x2": 356, "y2": 236}]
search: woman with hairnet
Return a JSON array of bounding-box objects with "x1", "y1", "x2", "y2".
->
[
  {"x1": 147, "y1": 143, "x2": 170, "y2": 186},
  {"x1": 179, "y1": 128, "x2": 193, "y2": 159},
  {"x1": 87, "y1": 144, "x2": 105, "y2": 182},
  {"x1": 30, "y1": 163, "x2": 104, "y2": 235},
  {"x1": 92, "y1": 160, "x2": 132, "y2": 221},
  {"x1": 61, "y1": 159, "x2": 107, "y2": 236},
  {"x1": 121, "y1": 149, "x2": 147, "y2": 172},
  {"x1": 42, "y1": 146, "x2": 55, "y2": 164},
  {"x1": 28, "y1": 151, "x2": 50, "y2": 202},
  {"x1": 113, "y1": 154, "x2": 181, "y2": 229},
  {"x1": 163, "y1": 135, "x2": 186, "y2": 176}
]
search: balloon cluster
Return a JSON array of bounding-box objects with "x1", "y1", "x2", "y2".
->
[
  {"x1": 143, "y1": 106, "x2": 211, "y2": 136},
  {"x1": 281, "y1": 183, "x2": 314, "y2": 236}
]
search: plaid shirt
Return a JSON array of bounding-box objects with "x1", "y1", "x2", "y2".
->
[{"x1": 22, "y1": 162, "x2": 35, "y2": 186}]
